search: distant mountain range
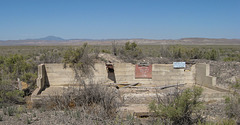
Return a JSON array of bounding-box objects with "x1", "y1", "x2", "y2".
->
[
  {"x1": 0, "y1": 36, "x2": 240, "y2": 46},
  {"x1": 37, "y1": 36, "x2": 65, "y2": 41}
]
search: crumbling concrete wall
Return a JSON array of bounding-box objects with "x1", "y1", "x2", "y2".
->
[
  {"x1": 109, "y1": 63, "x2": 195, "y2": 85},
  {"x1": 114, "y1": 63, "x2": 135, "y2": 83},
  {"x1": 93, "y1": 63, "x2": 110, "y2": 83},
  {"x1": 36, "y1": 63, "x2": 207, "y2": 92},
  {"x1": 36, "y1": 64, "x2": 50, "y2": 94},
  {"x1": 196, "y1": 63, "x2": 216, "y2": 87},
  {"x1": 44, "y1": 64, "x2": 75, "y2": 86},
  {"x1": 152, "y1": 64, "x2": 195, "y2": 85},
  {"x1": 41, "y1": 63, "x2": 109, "y2": 86}
]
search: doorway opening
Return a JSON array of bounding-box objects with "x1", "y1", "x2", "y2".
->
[{"x1": 106, "y1": 63, "x2": 116, "y2": 83}]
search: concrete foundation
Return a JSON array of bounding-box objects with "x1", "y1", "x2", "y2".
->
[
  {"x1": 31, "y1": 62, "x2": 229, "y2": 117},
  {"x1": 32, "y1": 63, "x2": 219, "y2": 101}
]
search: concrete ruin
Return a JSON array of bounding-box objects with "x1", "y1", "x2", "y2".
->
[
  {"x1": 30, "y1": 62, "x2": 230, "y2": 117},
  {"x1": 31, "y1": 63, "x2": 219, "y2": 100}
]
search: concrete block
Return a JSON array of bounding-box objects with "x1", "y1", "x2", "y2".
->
[{"x1": 196, "y1": 63, "x2": 217, "y2": 87}]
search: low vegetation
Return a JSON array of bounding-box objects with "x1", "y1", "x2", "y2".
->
[
  {"x1": 119, "y1": 41, "x2": 144, "y2": 63},
  {"x1": 149, "y1": 86, "x2": 205, "y2": 124},
  {"x1": 0, "y1": 54, "x2": 37, "y2": 104},
  {"x1": 35, "y1": 83, "x2": 120, "y2": 119},
  {"x1": 225, "y1": 79, "x2": 240, "y2": 123},
  {"x1": 142, "y1": 45, "x2": 221, "y2": 61},
  {"x1": 0, "y1": 43, "x2": 240, "y2": 124},
  {"x1": 63, "y1": 43, "x2": 99, "y2": 87}
]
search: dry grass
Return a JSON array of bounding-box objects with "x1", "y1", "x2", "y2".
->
[{"x1": 34, "y1": 83, "x2": 121, "y2": 119}]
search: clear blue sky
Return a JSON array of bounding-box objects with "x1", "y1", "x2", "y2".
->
[{"x1": 0, "y1": 0, "x2": 239, "y2": 40}]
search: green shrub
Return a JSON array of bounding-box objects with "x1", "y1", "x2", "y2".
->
[
  {"x1": 119, "y1": 42, "x2": 144, "y2": 63},
  {"x1": 223, "y1": 54, "x2": 240, "y2": 62},
  {"x1": 3, "y1": 107, "x2": 7, "y2": 115},
  {"x1": 101, "y1": 49, "x2": 111, "y2": 54},
  {"x1": 157, "y1": 45, "x2": 221, "y2": 61},
  {"x1": 225, "y1": 79, "x2": 240, "y2": 122},
  {"x1": 204, "y1": 49, "x2": 219, "y2": 60},
  {"x1": 0, "y1": 114, "x2": 2, "y2": 121},
  {"x1": 0, "y1": 54, "x2": 37, "y2": 104},
  {"x1": 219, "y1": 118, "x2": 236, "y2": 125},
  {"x1": 35, "y1": 83, "x2": 120, "y2": 119},
  {"x1": 197, "y1": 118, "x2": 236, "y2": 125},
  {"x1": 0, "y1": 103, "x2": 7, "y2": 109},
  {"x1": 7, "y1": 106, "x2": 17, "y2": 116},
  {"x1": 17, "y1": 106, "x2": 27, "y2": 114},
  {"x1": 21, "y1": 73, "x2": 37, "y2": 85},
  {"x1": 149, "y1": 86, "x2": 204, "y2": 124},
  {"x1": 0, "y1": 81, "x2": 25, "y2": 104},
  {"x1": 33, "y1": 112, "x2": 36, "y2": 117},
  {"x1": 26, "y1": 116, "x2": 32, "y2": 124},
  {"x1": 224, "y1": 57, "x2": 237, "y2": 62},
  {"x1": 63, "y1": 43, "x2": 97, "y2": 79},
  {"x1": 5, "y1": 90, "x2": 24, "y2": 103},
  {"x1": 39, "y1": 49, "x2": 62, "y2": 63}
]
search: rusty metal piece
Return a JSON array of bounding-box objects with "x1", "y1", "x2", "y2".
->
[{"x1": 135, "y1": 64, "x2": 152, "y2": 79}]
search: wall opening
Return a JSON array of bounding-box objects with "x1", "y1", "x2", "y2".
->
[{"x1": 106, "y1": 63, "x2": 116, "y2": 83}]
